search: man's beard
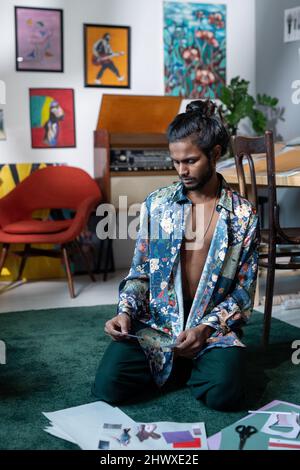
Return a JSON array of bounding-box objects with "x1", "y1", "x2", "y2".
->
[{"x1": 181, "y1": 161, "x2": 214, "y2": 191}]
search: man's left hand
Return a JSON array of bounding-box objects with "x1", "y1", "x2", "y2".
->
[{"x1": 174, "y1": 325, "x2": 214, "y2": 359}]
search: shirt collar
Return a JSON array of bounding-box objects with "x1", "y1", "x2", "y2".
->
[{"x1": 172, "y1": 173, "x2": 233, "y2": 213}]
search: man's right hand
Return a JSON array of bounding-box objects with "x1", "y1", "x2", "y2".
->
[{"x1": 104, "y1": 313, "x2": 131, "y2": 341}]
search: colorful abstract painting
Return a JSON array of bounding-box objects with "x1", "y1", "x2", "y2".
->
[
  {"x1": 164, "y1": 2, "x2": 226, "y2": 98},
  {"x1": 29, "y1": 88, "x2": 76, "y2": 148},
  {"x1": 15, "y1": 7, "x2": 63, "y2": 72}
]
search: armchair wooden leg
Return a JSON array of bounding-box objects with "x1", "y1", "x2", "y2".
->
[
  {"x1": 62, "y1": 245, "x2": 75, "y2": 299},
  {"x1": 103, "y1": 239, "x2": 114, "y2": 281},
  {"x1": 110, "y1": 240, "x2": 115, "y2": 273},
  {"x1": 262, "y1": 264, "x2": 275, "y2": 348},
  {"x1": 95, "y1": 239, "x2": 115, "y2": 279},
  {"x1": 17, "y1": 244, "x2": 30, "y2": 281},
  {"x1": 74, "y1": 240, "x2": 96, "y2": 282},
  {"x1": 96, "y1": 240, "x2": 104, "y2": 274},
  {"x1": 254, "y1": 269, "x2": 260, "y2": 308},
  {"x1": 0, "y1": 243, "x2": 9, "y2": 276}
]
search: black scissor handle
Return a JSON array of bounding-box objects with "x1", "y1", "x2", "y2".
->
[
  {"x1": 235, "y1": 425, "x2": 246, "y2": 435},
  {"x1": 246, "y1": 426, "x2": 258, "y2": 436},
  {"x1": 235, "y1": 425, "x2": 257, "y2": 437}
]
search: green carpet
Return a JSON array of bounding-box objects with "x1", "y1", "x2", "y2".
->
[{"x1": 0, "y1": 305, "x2": 299, "y2": 450}]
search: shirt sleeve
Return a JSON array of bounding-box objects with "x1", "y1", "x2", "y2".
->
[
  {"x1": 93, "y1": 39, "x2": 102, "y2": 55},
  {"x1": 117, "y1": 199, "x2": 150, "y2": 319},
  {"x1": 200, "y1": 212, "x2": 259, "y2": 334}
]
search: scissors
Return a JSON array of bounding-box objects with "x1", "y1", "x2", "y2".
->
[{"x1": 235, "y1": 425, "x2": 258, "y2": 450}]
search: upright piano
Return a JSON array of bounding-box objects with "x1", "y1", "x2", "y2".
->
[{"x1": 94, "y1": 94, "x2": 181, "y2": 206}]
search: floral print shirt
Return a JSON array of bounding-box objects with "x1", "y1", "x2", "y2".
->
[{"x1": 117, "y1": 175, "x2": 259, "y2": 386}]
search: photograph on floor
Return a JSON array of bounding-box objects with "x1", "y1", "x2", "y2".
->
[
  {"x1": 163, "y1": 1, "x2": 226, "y2": 98},
  {"x1": 84, "y1": 24, "x2": 130, "y2": 88},
  {"x1": 29, "y1": 88, "x2": 76, "y2": 148},
  {"x1": 15, "y1": 6, "x2": 64, "y2": 72}
]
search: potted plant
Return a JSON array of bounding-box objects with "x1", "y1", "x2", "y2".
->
[{"x1": 219, "y1": 76, "x2": 283, "y2": 137}]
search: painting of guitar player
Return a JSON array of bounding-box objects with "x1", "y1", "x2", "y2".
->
[
  {"x1": 84, "y1": 24, "x2": 130, "y2": 88},
  {"x1": 29, "y1": 88, "x2": 76, "y2": 148}
]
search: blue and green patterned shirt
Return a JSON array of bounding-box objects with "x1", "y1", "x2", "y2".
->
[{"x1": 118, "y1": 175, "x2": 259, "y2": 386}]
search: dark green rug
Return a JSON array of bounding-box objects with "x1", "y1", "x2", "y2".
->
[{"x1": 0, "y1": 305, "x2": 299, "y2": 450}]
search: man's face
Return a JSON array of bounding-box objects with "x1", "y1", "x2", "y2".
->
[{"x1": 169, "y1": 138, "x2": 216, "y2": 191}]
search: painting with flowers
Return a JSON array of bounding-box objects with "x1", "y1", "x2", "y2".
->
[{"x1": 163, "y1": 2, "x2": 226, "y2": 98}]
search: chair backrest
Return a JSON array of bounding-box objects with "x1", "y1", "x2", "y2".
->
[
  {"x1": 231, "y1": 131, "x2": 277, "y2": 228},
  {"x1": 0, "y1": 166, "x2": 102, "y2": 226}
]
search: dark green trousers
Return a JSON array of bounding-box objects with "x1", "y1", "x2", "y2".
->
[{"x1": 92, "y1": 339, "x2": 246, "y2": 411}]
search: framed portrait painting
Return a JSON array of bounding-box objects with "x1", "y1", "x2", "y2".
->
[
  {"x1": 29, "y1": 88, "x2": 76, "y2": 148},
  {"x1": 84, "y1": 24, "x2": 130, "y2": 88},
  {"x1": 15, "y1": 6, "x2": 64, "y2": 72}
]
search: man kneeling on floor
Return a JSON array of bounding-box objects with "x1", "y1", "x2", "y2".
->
[{"x1": 93, "y1": 99, "x2": 259, "y2": 411}]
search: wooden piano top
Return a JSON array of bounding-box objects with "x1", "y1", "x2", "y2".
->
[{"x1": 96, "y1": 94, "x2": 181, "y2": 134}]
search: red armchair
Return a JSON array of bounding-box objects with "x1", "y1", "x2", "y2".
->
[{"x1": 0, "y1": 166, "x2": 102, "y2": 298}]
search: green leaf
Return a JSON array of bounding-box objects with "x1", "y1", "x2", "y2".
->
[
  {"x1": 220, "y1": 86, "x2": 232, "y2": 108},
  {"x1": 250, "y1": 109, "x2": 267, "y2": 134},
  {"x1": 257, "y1": 93, "x2": 278, "y2": 108}
]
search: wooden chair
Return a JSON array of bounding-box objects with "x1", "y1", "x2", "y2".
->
[{"x1": 232, "y1": 131, "x2": 300, "y2": 346}]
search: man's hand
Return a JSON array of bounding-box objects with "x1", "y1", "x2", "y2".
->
[
  {"x1": 104, "y1": 313, "x2": 131, "y2": 341},
  {"x1": 174, "y1": 325, "x2": 214, "y2": 359}
]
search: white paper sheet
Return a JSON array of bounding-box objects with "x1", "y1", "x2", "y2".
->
[
  {"x1": 43, "y1": 401, "x2": 135, "y2": 450},
  {"x1": 43, "y1": 402, "x2": 207, "y2": 450},
  {"x1": 261, "y1": 413, "x2": 300, "y2": 439},
  {"x1": 44, "y1": 424, "x2": 77, "y2": 444}
]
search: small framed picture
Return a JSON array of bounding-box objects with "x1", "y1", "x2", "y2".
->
[
  {"x1": 84, "y1": 24, "x2": 130, "y2": 88},
  {"x1": 0, "y1": 109, "x2": 6, "y2": 140},
  {"x1": 284, "y1": 7, "x2": 300, "y2": 43},
  {"x1": 15, "y1": 6, "x2": 64, "y2": 72},
  {"x1": 29, "y1": 88, "x2": 76, "y2": 148}
]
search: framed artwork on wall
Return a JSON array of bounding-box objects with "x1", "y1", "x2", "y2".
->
[
  {"x1": 284, "y1": 7, "x2": 300, "y2": 43},
  {"x1": 163, "y1": 2, "x2": 226, "y2": 98},
  {"x1": 84, "y1": 24, "x2": 130, "y2": 88},
  {"x1": 15, "y1": 6, "x2": 64, "y2": 72},
  {"x1": 0, "y1": 109, "x2": 6, "y2": 140},
  {"x1": 29, "y1": 88, "x2": 76, "y2": 148}
]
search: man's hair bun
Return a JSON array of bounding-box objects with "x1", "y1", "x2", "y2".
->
[{"x1": 185, "y1": 99, "x2": 217, "y2": 119}]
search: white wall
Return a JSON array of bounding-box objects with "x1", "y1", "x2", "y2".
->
[
  {"x1": 0, "y1": 0, "x2": 256, "y2": 175},
  {"x1": 255, "y1": 0, "x2": 300, "y2": 229}
]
